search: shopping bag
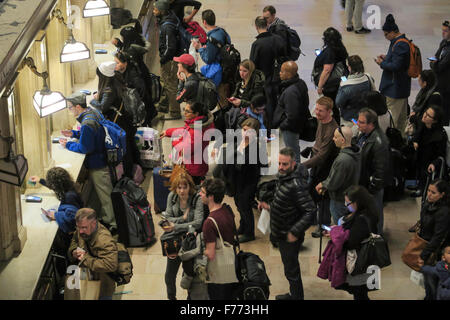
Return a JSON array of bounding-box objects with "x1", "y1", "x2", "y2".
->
[
  {"x1": 257, "y1": 209, "x2": 270, "y2": 235},
  {"x1": 64, "y1": 266, "x2": 101, "y2": 300},
  {"x1": 410, "y1": 270, "x2": 425, "y2": 288}
]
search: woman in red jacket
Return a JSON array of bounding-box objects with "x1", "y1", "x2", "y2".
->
[{"x1": 161, "y1": 101, "x2": 214, "y2": 185}]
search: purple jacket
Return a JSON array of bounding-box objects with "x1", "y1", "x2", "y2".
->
[{"x1": 317, "y1": 226, "x2": 350, "y2": 288}]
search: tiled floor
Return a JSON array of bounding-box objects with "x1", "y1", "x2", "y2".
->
[{"x1": 113, "y1": 0, "x2": 450, "y2": 300}]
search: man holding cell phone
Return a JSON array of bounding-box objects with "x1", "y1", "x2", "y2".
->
[{"x1": 430, "y1": 20, "x2": 450, "y2": 125}]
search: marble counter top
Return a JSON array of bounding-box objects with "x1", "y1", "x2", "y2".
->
[{"x1": 0, "y1": 133, "x2": 85, "y2": 300}]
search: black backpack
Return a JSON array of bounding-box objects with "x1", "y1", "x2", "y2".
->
[
  {"x1": 208, "y1": 28, "x2": 241, "y2": 85},
  {"x1": 234, "y1": 251, "x2": 271, "y2": 300},
  {"x1": 196, "y1": 75, "x2": 218, "y2": 111},
  {"x1": 273, "y1": 23, "x2": 302, "y2": 61},
  {"x1": 162, "y1": 16, "x2": 191, "y2": 54}
]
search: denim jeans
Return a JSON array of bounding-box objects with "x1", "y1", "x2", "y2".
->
[
  {"x1": 281, "y1": 130, "x2": 301, "y2": 164},
  {"x1": 278, "y1": 239, "x2": 304, "y2": 299},
  {"x1": 330, "y1": 200, "x2": 348, "y2": 225}
]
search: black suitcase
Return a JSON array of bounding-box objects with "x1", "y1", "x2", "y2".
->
[
  {"x1": 234, "y1": 251, "x2": 271, "y2": 300},
  {"x1": 112, "y1": 177, "x2": 156, "y2": 247}
]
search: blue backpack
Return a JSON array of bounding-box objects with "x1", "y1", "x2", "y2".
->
[{"x1": 83, "y1": 110, "x2": 127, "y2": 166}]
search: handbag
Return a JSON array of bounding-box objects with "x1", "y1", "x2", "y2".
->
[
  {"x1": 64, "y1": 267, "x2": 101, "y2": 300},
  {"x1": 401, "y1": 231, "x2": 447, "y2": 271},
  {"x1": 299, "y1": 114, "x2": 318, "y2": 142},
  {"x1": 160, "y1": 231, "x2": 184, "y2": 259},
  {"x1": 385, "y1": 110, "x2": 405, "y2": 150},
  {"x1": 352, "y1": 215, "x2": 391, "y2": 275},
  {"x1": 312, "y1": 61, "x2": 348, "y2": 92},
  {"x1": 206, "y1": 217, "x2": 238, "y2": 284}
]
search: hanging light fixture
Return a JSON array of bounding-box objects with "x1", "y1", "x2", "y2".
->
[
  {"x1": 83, "y1": 0, "x2": 110, "y2": 18},
  {"x1": 0, "y1": 133, "x2": 28, "y2": 186},
  {"x1": 52, "y1": 9, "x2": 91, "y2": 63},
  {"x1": 23, "y1": 58, "x2": 67, "y2": 118}
]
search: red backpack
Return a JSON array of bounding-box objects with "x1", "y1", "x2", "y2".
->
[
  {"x1": 186, "y1": 21, "x2": 207, "y2": 44},
  {"x1": 394, "y1": 37, "x2": 422, "y2": 78}
]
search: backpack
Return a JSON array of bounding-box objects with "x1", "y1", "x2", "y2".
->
[
  {"x1": 185, "y1": 21, "x2": 207, "y2": 45},
  {"x1": 107, "y1": 242, "x2": 133, "y2": 285},
  {"x1": 122, "y1": 88, "x2": 147, "y2": 127},
  {"x1": 225, "y1": 107, "x2": 249, "y2": 130},
  {"x1": 234, "y1": 251, "x2": 271, "y2": 300},
  {"x1": 273, "y1": 23, "x2": 302, "y2": 61},
  {"x1": 162, "y1": 16, "x2": 191, "y2": 54},
  {"x1": 394, "y1": 37, "x2": 422, "y2": 78},
  {"x1": 83, "y1": 110, "x2": 127, "y2": 166},
  {"x1": 208, "y1": 29, "x2": 241, "y2": 84},
  {"x1": 149, "y1": 73, "x2": 162, "y2": 104},
  {"x1": 196, "y1": 75, "x2": 218, "y2": 111}
]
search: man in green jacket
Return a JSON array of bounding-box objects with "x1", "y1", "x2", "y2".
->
[
  {"x1": 68, "y1": 208, "x2": 118, "y2": 299},
  {"x1": 316, "y1": 126, "x2": 361, "y2": 224}
]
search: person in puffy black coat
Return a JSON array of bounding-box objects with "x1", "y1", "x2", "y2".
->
[
  {"x1": 258, "y1": 147, "x2": 316, "y2": 300},
  {"x1": 417, "y1": 179, "x2": 450, "y2": 300}
]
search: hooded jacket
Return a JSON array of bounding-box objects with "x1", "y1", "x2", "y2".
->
[
  {"x1": 269, "y1": 164, "x2": 316, "y2": 241},
  {"x1": 379, "y1": 34, "x2": 411, "y2": 99},
  {"x1": 272, "y1": 75, "x2": 310, "y2": 134},
  {"x1": 158, "y1": 11, "x2": 181, "y2": 64},
  {"x1": 165, "y1": 112, "x2": 214, "y2": 177},
  {"x1": 431, "y1": 39, "x2": 450, "y2": 94},
  {"x1": 419, "y1": 200, "x2": 450, "y2": 262},
  {"x1": 421, "y1": 261, "x2": 450, "y2": 300},
  {"x1": 322, "y1": 145, "x2": 361, "y2": 202},
  {"x1": 317, "y1": 225, "x2": 350, "y2": 288},
  {"x1": 68, "y1": 222, "x2": 118, "y2": 297},
  {"x1": 66, "y1": 108, "x2": 107, "y2": 170},
  {"x1": 336, "y1": 73, "x2": 376, "y2": 121}
]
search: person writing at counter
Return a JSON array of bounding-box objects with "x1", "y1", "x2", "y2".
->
[
  {"x1": 59, "y1": 92, "x2": 117, "y2": 235},
  {"x1": 30, "y1": 167, "x2": 83, "y2": 277}
]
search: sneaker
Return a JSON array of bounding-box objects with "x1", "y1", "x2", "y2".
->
[
  {"x1": 276, "y1": 293, "x2": 293, "y2": 300},
  {"x1": 238, "y1": 234, "x2": 255, "y2": 243},
  {"x1": 407, "y1": 185, "x2": 419, "y2": 191},
  {"x1": 164, "y1": 114, "x2": 182, "y2": 121},
  {"x1": 156, "y1": 105, "x2": 169, "y2": 114},
  {"x1": 408, "y1": 221, "x2": 420, "y2": 233},
  {"x1": 355, "y1": 27, "x2": 371, "y2": 34},
  {"x1": 410, "y1": 190, "x2": 422, "y2": 198},
  {"x1": 311, "y1": 225, "x2": 322, "y2": 238},
  {"x1": 346, "y1": 26, "x2": 354, "y2": 32}
]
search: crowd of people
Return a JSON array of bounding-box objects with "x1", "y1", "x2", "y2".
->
[{"x1": 32, "y1": 0, "x2": 450, "y2": 301}]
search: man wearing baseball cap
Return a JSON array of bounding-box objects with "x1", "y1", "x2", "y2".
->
[{"x1": 174, "y1": 53, "x2": 200, "y2": 103}]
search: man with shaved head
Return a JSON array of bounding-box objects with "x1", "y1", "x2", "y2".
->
[
  {"x1": 315, "y1": 126, "x2": 361, "y2": 224},
  {"x1": 273, "y1": 61, "x2": 310, "y2": 164}
]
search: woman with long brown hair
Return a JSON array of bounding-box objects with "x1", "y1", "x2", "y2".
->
[{"x1": 228, "y1": 59, "x2": 265, "y2": 109}]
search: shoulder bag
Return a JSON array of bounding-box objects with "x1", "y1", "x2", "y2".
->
[
  {"x1": 206, "y1": 217, "x2": 238, "y2": 284},
  {"x1": 351, "y1": 215, "x2": 391, "y2": 275}
]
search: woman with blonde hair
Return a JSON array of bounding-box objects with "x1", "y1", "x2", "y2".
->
[
  {"x1": 228, "y1": 59, "x2": 265, "y2": 109},
  {"x1": 161, "y1": 172, "x2": 204, "y2": 300}
]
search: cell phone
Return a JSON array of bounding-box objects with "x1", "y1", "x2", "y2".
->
[
  {"x1": 26, "y1": 196, "x2": 42, "y2": 203},
  {"x1": 52, "y1": 137, "x2": 61, "y2": 144},
  {"x1": 80, "y1": 89, "x2": 91, "y2": 95},
  {"x1": 95, "y1": 49, "x2": 108, "y2": 54},
  {"x1": 351, "y1": 118, "x2": 358, "y2": 125},
  {"x1": 41, "y1": 208, "x2": 49, "y2": 215},
  {"x1": 315, "y1": 49, "x2": 321, "y2": 56},
  {"x1": 341, "y1": 76, "x2": 347, "y2": 82},
  {"x1": 159, "y1": 219, "x2": 170, "y2": 227},
  {"x1": 427, "y1": 57, "x2": 437, "y2": 61},
  {"x1": 321, "y1": 224, "x2": 331, "y2": 232}
]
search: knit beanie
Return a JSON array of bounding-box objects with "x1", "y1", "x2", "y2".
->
[
  {"x1": 382, "y1": 14, "x2": 399, "y2": 32},
  {"x1": 98, "y1": 61, "x2": 116, "y2": 78},
  {"x1": 154, "y1": 0, "x2": 170, "y2": 11}
]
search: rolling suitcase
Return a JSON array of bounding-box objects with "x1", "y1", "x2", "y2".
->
[
  {"x1": 112, "y1": 177, "x2": 156, "y2": 247},
  {"x1": 152, "y1": 166, "x2": 172, "y2": 213}
]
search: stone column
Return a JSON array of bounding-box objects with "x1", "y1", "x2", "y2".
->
[{"x1": 0, "y1": 96, "x2": 27, "y2": 261}]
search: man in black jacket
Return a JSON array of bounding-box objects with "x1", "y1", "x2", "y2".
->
[
  {"x1": 169, "y1": 0, "x2": 202, "y2": 24},
  {"x1": 272, "y1": 61, "x2": 309, "y2": 164},
  {"x1": 154, "y1": 0, "x2": 182, "y2": 120},
  {"x1": 174, "y1": 53, "x2": 200, "y2": 103},
  {"x1": 258, "y1": 147, "x2": 316, "y2": 300},
  {"x1": 430, "y1": 20, "x2": 450, "y2": 125},
  {"x1": 250, "y1": 16, "x2": 287, "y2": 128},
  {"x1": 353, "y1": 108, "x2": 391, "y2": 235}
]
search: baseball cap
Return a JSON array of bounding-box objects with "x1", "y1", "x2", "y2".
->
[{"x1": 173, "y1": 54, "x2": 195, "y2": 66}]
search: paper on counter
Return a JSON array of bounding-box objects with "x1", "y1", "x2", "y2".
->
[{"x1": 56, "y1": 163, "x2": 72, "y2": 169}]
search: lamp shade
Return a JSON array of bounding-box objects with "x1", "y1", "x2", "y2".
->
[
  {"x1": 0, "y1": 155, "x2": 28, "y2": 186},
  {"x1": 33, "y1": 90, "x2": 67, "y2": 117},
  {"x1": 60, "y1": 40, "x2": 90, "y2": 63},
  {"x1": 83, "y1": 0, "x2": 110, "y2": 17}
]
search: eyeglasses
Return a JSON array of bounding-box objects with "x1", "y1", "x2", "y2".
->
[
  {"x1": 424, "y1": 111, "x2": 435, "y2": 120},
  {"x1": 344, "y1": 201, "x2": 354, "y2": 207},
  {"x1": 184, "y1": 109, "x2": 193, "y2": 114},
  {"x1": 443, "y1": 21, "x2": 449, "y2": 28}
]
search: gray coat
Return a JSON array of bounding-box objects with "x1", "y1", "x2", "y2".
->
[
  {"x1": 322, "y1": 145, "x2": 361, "y2": 202},
  {"x1": 165, "y1": 192, "x2": 204, "y2": 233}
]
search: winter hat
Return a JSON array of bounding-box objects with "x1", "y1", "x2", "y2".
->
[
  {"x1": 66, "y1": 92, "x2": 87, "y2": 107},
  {"x1": 382, "y1": 14, "x2": 399, "y2": 32},
  {"x1": 154, "y1": 0, "x2": 170, "y2": 11},
  {"x1": 98, "y1": 61, "x2": 117, "y2": 77}
]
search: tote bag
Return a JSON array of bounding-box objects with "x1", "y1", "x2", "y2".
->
[
  {"x1": 64, "y1": 267, "x2": 101, "y2": 300},
  {"x1": 206, "y1": 217, "x2": 238, "y2": 284}
]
